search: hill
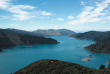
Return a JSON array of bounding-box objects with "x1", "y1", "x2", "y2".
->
[
  {"x1": 0, "y1": 29, "x2": 59, "y2": 52},
  {"x1": 15, "y1": 59, "x2": 110, "y2": 74},
  {"x1": 85, "y1": 41, "x2": 110, "y2": 54},
  {"x1": 32, "y1": 29, "x2": 75, "y2": 36},
  {"x1": 7, "y1": 28, "x2": 43, "y2": 36},
  {"x1": 70, "y1": 31, "x2": 110, "y2": 54},
  {"x1": 69, "y1": 31, "x2": 110, "y2": 40}
]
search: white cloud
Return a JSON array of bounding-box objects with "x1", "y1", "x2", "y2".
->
[
  {"x1": 42, "y1": 11, "x2": 52, "y2": 15},
  {"x1": 68, "y1": 16, "x2": 74, "y2": 19},
  {"x1": 0, "y1": 0, "x2": 36, "y2": 20},
  {"x1": 57, "y1": 18, "x2": 64, "y2": 21},
  {"x1": 0, "y1": 0, "x2": 52, "y2": 20},
  {"x1": 69, "y1": 0, "x2": 110, "y2": 25},
  {"x1": 13, "y1": 14, "x2": 29, "y2": 20},
  {"x1": 0, "y1": 0, "x2": 11, "y2": 9}
]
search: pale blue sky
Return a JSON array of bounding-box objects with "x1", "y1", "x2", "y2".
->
[{"x1": 0, "y1": 0, "x2": 110, "y2": 32}]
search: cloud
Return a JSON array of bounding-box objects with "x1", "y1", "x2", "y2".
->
[
  {"x1": 0, "y1": 0, "x2": 52, "y2": 20},
  {"x1": 42, "y1": 11, "x2": 52, "y2": 15},
  {"x1": 0, "y1": 0, "x2": 36, "y2": 20},
  {"x1": 0, "y1": 0, "x2": 11, "y2": 9},
  {"x1": 68, "y1": 16, "x2": 74, "y2": 19},
  {"x1": 69, "y1": 0, "x2": 110, "y2": 25},
  {"x1": 57, "y1": 18, "x2": 64, "y2": 21}
]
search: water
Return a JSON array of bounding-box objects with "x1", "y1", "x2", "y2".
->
[{"x1": 0, "y1": 35, "x2": 110, "y2": 74}]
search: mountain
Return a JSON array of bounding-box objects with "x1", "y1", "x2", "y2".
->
[
  {"x1": 69, "y1": 31, "x2": 110, "y2": 40},
  {"x1": 32, "y1": 29, "x2": 75, "y2": 36},
  {"x1": 15, "y1": 59, "x2": 110, "y2": 74},
  {"x1": 70, "y1": 31, "x2": 110, "y2": 54},
  {"x1": 0, "y1": 29, "x2": 59, "y2": 52},
  {"x1": 57, "y1": 29, "x2": 76, "y2": 35},
  {"x1": 7, "y1": 28, "x2": 43, "y2": 36}
]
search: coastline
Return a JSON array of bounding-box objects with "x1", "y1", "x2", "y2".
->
[
  {"x1": 71, "y1": 37, "x2": 110, "y2": 54},
  {"x1": 85, "y1": 47, "x2": 110, "y2": 54},
  {"x1": 0, "y1": 42, "x2": 59, "y2": 53}
]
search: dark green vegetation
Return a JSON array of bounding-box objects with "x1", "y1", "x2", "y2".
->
[
  {"x1": 15, "y1": 59, "x2": 110, "y2": 74},
  {"x1": 69, "y1": 31, "x2": 110, "y2": 40},
  {"x1": 32, "y1": 29, "x2": 75, "y2": 36},
  {"x1": 85, "y1": 41, "x2": 110, "y2": 54},
  {"x1": 70, "y1": 31, "x2": 110, "y2": 54},
  {"x1": 0, "y1": 29, "x2": 59, "y2": 52}
]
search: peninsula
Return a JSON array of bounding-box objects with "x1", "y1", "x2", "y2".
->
[
  {"x1": 70, "y1": 31, "x2": 110, "y2": 54},
  {"x1": 0, "y1": 29, "x2": 59, "y2": 52}
]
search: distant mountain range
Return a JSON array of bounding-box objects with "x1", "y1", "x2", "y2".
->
[
  {"x1": 7, "y1": 28, "x2": 43, "y2": 36},
  {"x1": 32, "y1": 29, "x2": 75, "y2": 36},
  {"x1": 0, "y1": 29, "x2": 59, "y2": 52},
  {"x1": 8, "y1": 28, "x2": 75, "y2": 36},
  {"x1": 70, "y1": 31, "x2": 110, "y2": 54}
]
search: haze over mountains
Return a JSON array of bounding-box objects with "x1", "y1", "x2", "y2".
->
[
  {"x1": 8, "y1": 28, "x2": 76, "y2": 36},
  {"x1": 32, "y1": 29, "x2": 76, "y2": 36}
]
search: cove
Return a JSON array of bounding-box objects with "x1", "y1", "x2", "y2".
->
[{"x1": 0, "y1": 35, "x2": 110, "y2": 74}]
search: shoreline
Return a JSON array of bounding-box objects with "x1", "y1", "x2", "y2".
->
[
  {"x1": 0, "y1": 42, "x2": 59, "y2": 53},
  {"x1": 71, "y1": 37, "x2": 110, "y2": 54},
  {"x1": 85, "y1": 47, "x2": 110, "y2": 54}
]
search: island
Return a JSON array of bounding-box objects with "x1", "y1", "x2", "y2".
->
[
  {"x1": 15, "y1": 59, "x2": 110, "y2": 74},
  {"x1": 0, "y1": 29, "x2": 59, "y2": 52},
  {"x1": 70, "y1": 31, "x2": 110, "y2": 54}
]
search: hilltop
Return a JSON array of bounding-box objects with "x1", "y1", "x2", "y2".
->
[{"x1": 15, "y1": 59, "x2": 110, "y2": 74}]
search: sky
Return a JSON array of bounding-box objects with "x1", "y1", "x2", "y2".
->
[{"x1": 0, "y1": 0, "x2": 110, "y2": 32}]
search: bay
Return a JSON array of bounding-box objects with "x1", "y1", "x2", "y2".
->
[{"x1": 0, "y1": 35, "x2": 109, "y2": 74}]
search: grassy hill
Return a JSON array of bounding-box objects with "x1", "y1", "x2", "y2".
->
[{"x1": 15, "y1": 59, "x2": 110, "y2": 74}]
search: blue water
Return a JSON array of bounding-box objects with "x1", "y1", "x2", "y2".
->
[{"x1": 0, "y1": 35, "x2": 110, "y2": 74}]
